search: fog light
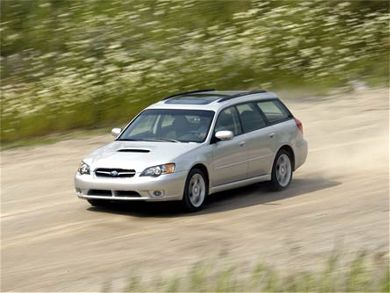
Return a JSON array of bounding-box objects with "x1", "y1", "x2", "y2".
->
[{"x1": 153, "y1": 190, "x2": 162, "y2": 197}]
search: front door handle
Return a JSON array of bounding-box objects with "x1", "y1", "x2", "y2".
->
[{"x1": 239, "y1": 141, "x2": 246, "y2": 147}]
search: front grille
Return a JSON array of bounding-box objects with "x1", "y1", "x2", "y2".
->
[
  {"x1": 95, "y1": 168, "x2": 136, "y2": 178},
  {"x1": 115, "y1": 191, "x2": 141, "y2": 197},
  {"x1": 88, "y1": 189, "x2": 112, "y2": 196},
  {"x1": 87, "y1": 189, "x2": 141, "y2": 198}
]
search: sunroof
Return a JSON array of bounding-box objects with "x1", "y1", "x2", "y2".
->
[{"x1": 165, "y1": 95, "x2": 221, "y2": 105}]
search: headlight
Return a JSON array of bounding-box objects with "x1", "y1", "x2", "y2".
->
[
  {"x1": 78, "y1": 161, "x2": 90, "y2": 175},
  {"x1": 141, "y1": 163, "x2": 175, "y2": 177}
]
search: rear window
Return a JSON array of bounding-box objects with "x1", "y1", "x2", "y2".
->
[{"x1": 257, "y1": 100, "x2": 290, "y2": 124}]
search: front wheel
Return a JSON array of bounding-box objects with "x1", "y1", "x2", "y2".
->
[
  {"x1": 269, "y1": 150, "x2": 293, "y2": 191},
  {"x1": 182, "y1": 168, "x2": 208, "y2": 212}
]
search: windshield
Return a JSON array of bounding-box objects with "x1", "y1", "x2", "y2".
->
[{"x1": 118, "y1": 109, "x2": 215, "y2": 143}]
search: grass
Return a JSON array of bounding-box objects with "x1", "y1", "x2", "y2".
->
[
  {"x1": 1, "y1": 85, "x2": 386, "y2": 150},
  {"x1": 101, "y1": 252, "x2": 389, "y2": 292},
  {"x1": 0, "y1": 127, "x2": 109, "y2": 150},
  {"x1": 1, "y1": 0, "x2": 388, "y2": 144}
]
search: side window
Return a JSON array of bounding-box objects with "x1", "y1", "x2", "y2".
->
[
  {"x1": 236, "y1": 103, "x2": 266, "y2": 133},
  {"x1": 257, "y1": 100, "x2": 290, "y2": 124},
  {"x1": 215, "y1": 107, "x2": 242, "y2": 136}
]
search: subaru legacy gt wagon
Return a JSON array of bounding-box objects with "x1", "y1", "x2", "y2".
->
[{"x1": 75, "y1": 89, "x2": 307, "y2": 211}]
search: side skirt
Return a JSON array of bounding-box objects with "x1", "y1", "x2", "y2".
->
[{"x1": 209, "y1": 174, "x2": 271, "y2": 195}]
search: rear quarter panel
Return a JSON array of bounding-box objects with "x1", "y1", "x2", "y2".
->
[{"x1": 269, "y1": 119, "x2": 307, "y2": 171}]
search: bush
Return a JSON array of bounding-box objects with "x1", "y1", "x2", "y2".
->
[{"x1": 1, "y1": 0, "x2": 389, "y2": 142}]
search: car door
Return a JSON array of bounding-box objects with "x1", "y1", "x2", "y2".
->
[
  {"x1": 236, "y1": 102, "x2": 275, "y2": 177},
  {"x1": 211, "y1": 106, "x2": 248, "y2": 187},
  {"x1": 256, "y1": 99, "x2": 295, "y2": 172}
]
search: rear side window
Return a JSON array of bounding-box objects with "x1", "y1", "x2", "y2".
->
[
  {"x1": 236, "y1": 103, "x2": 266, "y2": 133},
  {"x1": 257, "y1": 100, "x2": 290, "y2": 124},
  {"x1": 215, "y1": 107, "x2": 242, "y2": 136}
]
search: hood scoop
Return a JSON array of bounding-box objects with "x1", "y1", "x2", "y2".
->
[{"x1": 117, "y1": 149, "x2": 150, "y2": 153}]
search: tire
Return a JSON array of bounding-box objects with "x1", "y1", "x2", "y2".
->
[
  {"x1": 182, "y1": 168, "x2": 208, "y2": 212},
  {"x1": 269, "y1": 149, "x2": 293, "y2": 191},
  {"x1": 87, "y1": 199, "x2": 109, "y2": 207}
]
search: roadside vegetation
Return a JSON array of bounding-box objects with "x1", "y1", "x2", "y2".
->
[
  {"x1": 1, "y1": 0, "x2": 389, "y2": 143},
  {"x1": 102, "y1": 252, "x2": 389, "y2": 292}
]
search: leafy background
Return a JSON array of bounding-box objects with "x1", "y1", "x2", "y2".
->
[{"x1": 1, "y1": 0, "x2": 389, "y2": 142}]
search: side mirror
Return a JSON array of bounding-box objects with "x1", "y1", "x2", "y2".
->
[
  {"x1": 111, "y1": 128, "x2": 122, "y2": 138},
  {"x1": 215, "y1": 130, "x2": 234, "y2": 141}
]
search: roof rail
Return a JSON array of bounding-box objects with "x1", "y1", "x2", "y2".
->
[
  {"x1": 163, "y1": 89, "x2": 216, "y2": 100},
  {"x1": 217, "y1": 89, "x2": 267, "y2": 103}
]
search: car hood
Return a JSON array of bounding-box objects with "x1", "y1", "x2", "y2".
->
[{"x1": 84, "y1": 141, "x2": 201, "y2": 172}]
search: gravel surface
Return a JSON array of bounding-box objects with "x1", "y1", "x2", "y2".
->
[{"x1": 1, "y1": 88, "x2": 388, "y2": 292}]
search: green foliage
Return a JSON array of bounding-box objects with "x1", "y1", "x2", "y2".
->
[
  {"x1": 116, "y1": 253, "x2": 388, "y2": 292},
  {"x1": 1, "y1": 0, "x2": 389, "y2": 142}
]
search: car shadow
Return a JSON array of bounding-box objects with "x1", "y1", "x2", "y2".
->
[{"x1": 86, "y1": 176, "x2": 341, "y2": 218}]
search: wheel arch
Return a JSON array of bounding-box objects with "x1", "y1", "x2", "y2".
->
[
  {"x1": 277, "y1": 145, "x2": 295, "y2": 170},
  {"x1": 189, "y1": 163, "x2": 210, "y2": 189}
]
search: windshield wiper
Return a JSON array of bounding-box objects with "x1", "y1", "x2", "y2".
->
[
  {"x1": 152, "y1": 138, "x2": 180, "y2": 143},
  {"x1": 117, "y1": 138, "x2": 180, "y2": 143}
]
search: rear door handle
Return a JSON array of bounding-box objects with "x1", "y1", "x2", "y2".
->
[
  {"x1": 269, "y1": 133, "x2": 275, "y2": 138},
  {"x1": 239, "y1": 141, "x2": 246, "y2": 147}
]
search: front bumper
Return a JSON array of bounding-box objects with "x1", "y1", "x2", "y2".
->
[{"x1": 74, "y1": 171, "x2": 187, "y2": 202}]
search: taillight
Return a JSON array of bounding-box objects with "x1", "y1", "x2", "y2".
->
[{"x1": 294, "y1": 117, "x2": 303, "y2": 134}]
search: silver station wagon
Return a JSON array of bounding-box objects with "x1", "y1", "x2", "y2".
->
[{"x1": 75, "y1": 89, "x2": 307, "y2": 211}]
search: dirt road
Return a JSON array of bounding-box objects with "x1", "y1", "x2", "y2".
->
[{"x1": 1, "y1": 88, "x2": 389, "y2": 291}]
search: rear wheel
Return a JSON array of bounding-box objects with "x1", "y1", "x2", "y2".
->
[
  {"x1": 182, "y1": 168, "x2": 208, "y2": 212},
  {"x1": 269, "y1": 149, "x2": 293, "y2": 191}
]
